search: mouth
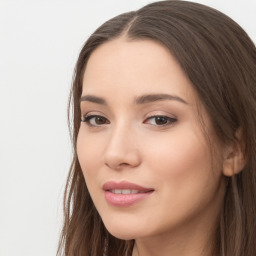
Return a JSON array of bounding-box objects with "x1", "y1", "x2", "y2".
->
[
  {"x1": 109, "y1": 189, "x2": 144, "y2": 194},
  {"x1": 103, "y1": 181, "x2": 154, "y2": 207}
]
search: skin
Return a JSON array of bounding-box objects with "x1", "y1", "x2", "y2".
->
[{"x1": 77, "y1": 37, "x2": 227, "y2": 256}]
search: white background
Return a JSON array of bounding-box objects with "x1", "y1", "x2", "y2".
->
[{"x1": 0, "y1": 1, "x2": 255, "y2": 255}]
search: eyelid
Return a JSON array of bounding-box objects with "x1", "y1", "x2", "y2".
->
[
  {"x1": 143, "y1": 114, "x2": 177, "y2": 127},
  {"x1": 80, "y1": 110, "x2": 107, "y2": 120},
  {"x1": 81, "y1": 113, "x2": 110, "y2": 127},
  {"x1": 144, "y1": 111, "x2": 177, "y2": 120}
]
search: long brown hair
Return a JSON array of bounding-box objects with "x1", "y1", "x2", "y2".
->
[{"x1": 57, "y1": 1, "x2": 256, "y2": 255}]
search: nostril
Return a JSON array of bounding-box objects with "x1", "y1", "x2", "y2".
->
[{"x1": 105, "y1": 161, "x2": 130, "y2": 170}]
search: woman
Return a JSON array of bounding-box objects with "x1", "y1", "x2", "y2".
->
[{"x1": 57, "y1": 1, "x2": 256, "y2": 255}]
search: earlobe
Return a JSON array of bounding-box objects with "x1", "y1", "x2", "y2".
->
[
  {"x1": 222, "y1": 130, "x2": 246, "y2": 177},
  {"x1": 222, "y1": 150, "x2": 245, "y2": 176}
]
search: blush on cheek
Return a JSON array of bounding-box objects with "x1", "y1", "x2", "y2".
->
[{"x1": 148, "y1": 139, "x2": 211, "y2": 195}]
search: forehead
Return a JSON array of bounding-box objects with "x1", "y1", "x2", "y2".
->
[{"x1": 82, "y1": 37, "x2": 196, "y2": 104}]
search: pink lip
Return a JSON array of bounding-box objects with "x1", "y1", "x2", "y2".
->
[{"x1": 103, "y1": 181, "x2": 154, "y2": 207}]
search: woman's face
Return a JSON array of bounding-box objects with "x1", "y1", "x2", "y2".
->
[{"x1": 77, "y1": 38, "x2": 226, "y2": 240}]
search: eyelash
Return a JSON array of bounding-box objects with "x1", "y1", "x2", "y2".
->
[
  {"x1": 81, "y1": 115, "x2": 110, "y2": 126},
  {"x1": 81, "y1": 114, "x2": 177, "y2": 127},
  {"x1": 144, "y1": 116, "x2": 177, "y2": 126}
]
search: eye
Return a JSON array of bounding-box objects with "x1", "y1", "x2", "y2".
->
[
  {"x1": 144, "y1": 115, "x2": 177, "y2": 126},
  {"x1": 81, "y1": 115, "x2": 110, "y2": 126}
]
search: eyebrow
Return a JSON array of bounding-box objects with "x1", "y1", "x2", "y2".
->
[
  {"x1": 80, "y1": 95, "x2": 106, "y2": 104},
  {"x1": 80, "y1": 93, "x2": 188, "y2": 105},
  {"x1": 135, "y1": 94, "x2": 188, "y2": 105}
]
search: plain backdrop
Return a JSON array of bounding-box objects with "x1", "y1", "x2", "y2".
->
[{"x1": 0, "y1": 1, "x2": 255, "y2": 255}]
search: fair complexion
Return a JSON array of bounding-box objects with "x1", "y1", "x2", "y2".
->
[{"x1": 77, "y1": 37, "x2": 227, "y2": 256}]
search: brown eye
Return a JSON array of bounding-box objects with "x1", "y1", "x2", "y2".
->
[
  {"x1": 82, "y1": 115, "x2": 110, "y2": 126},
  {"x1": 144, "y1": 116, "x2": 177, "y2": 126},
  {"x1": 155, "y1": 116, "x2": 169, "y2": 125},
  {"x1": 94, "y1": 116, "x2": 107, "y2": 125}
]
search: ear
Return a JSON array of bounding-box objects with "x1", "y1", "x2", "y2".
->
[{"x1": 222, "y1": 129, "x2": 246, "y2": 177}]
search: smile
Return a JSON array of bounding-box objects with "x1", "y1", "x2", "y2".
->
[
  {"x1": 103, "y1": 181, "x2": 154, "y2": 207},
  {"x1": 110, "y1": 189, "x2": 140, "y2": 194}
]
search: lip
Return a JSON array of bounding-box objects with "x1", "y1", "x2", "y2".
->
[{"x1": 103, "y1": 181, "x2": 154, "y2": 207}]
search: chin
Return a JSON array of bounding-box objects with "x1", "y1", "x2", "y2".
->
[
  {"x1": 102, "y1": 217, "x2": 143, "y2": 240},
  {"x1": 104, "y1": 223, "x2": 137, "y2": 240}
]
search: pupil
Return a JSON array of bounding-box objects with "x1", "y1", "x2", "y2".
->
[
  {"x1": 155, "y1": 116, "x2": 167, "y2": 125},
  {"x1": 96, "y1": 116, "x2": 105, "y2": 124}
]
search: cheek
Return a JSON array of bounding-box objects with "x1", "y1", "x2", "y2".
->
[
  {"x1": 140, "y1": 129, "x2": 224, "y2": 228},
  {"x1": 77, "y1": 129, "x2": 102, "y2": 180},
  {"x1": 144, "y1": 127, "x2": 209, "y2": 172},
  {"x1": 77, "y1": 129, "x2": 106, "y2": 209},
  {"x1": 143, "y1": 126, "x2": 222, "y2": 197}
]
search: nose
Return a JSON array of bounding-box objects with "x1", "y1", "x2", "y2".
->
[{"x1": 104, "y1": 124, "x2": 141, "y2": 170}]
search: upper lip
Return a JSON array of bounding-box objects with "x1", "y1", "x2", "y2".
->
[{"x1": 103, "y1": 181, "x2": 154, "y2": 192}]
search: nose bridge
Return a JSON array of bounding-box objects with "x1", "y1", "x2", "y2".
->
[{"x1": 104, "y1": 120, "x2": 140, "y2": 169}]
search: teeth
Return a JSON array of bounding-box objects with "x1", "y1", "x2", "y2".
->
[
  {"x1": 113, "y1": 189, "x2": 121, "y2": 194},
  {"x1": 110, "y1": 189, "x2": 139, "y2": 194}
]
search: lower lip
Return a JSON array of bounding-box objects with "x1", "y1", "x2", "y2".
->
[{"x1": 104, "y1": 191, "x2": 153, "y2": 207}]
